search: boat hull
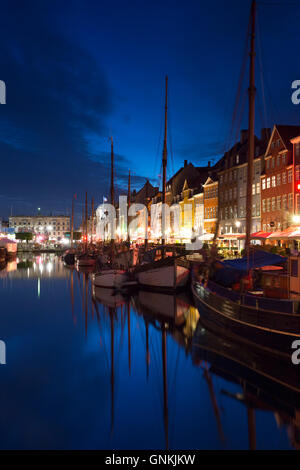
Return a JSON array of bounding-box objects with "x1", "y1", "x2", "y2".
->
[
  {"x1": 136, "y1": 263, "x2": 189, "y2": 291},
  {"x1": 192, "y1": 281, "x2": 300, "y2": 359},
  {"x1": 76, "y1": 258, "x2": 96, "y2": 267},
  {"x1": 93, "y1": 269, "x2": 128, "y2": 288}
]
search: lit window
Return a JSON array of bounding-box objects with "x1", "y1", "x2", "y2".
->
[
  {"x1": 272, "y1": 176, "x2": 276, "y2": 187},
  {"x1": 282, "y1": 172, "x2": 286, "y2": 184},
  {"x1": 252, "y1": 183, "x2": 255, "y2": 195},
  {"x1": 262, "y1": 178, "x2": 266, "y2": 190},
  {"x1": 256, "y1": 182, "x2": 260, "y2": 194},
  {"x1": 277, "y1": 174, "x2": 281, "y2": 186},
  {"x1": 288, "y1": 169, "x2": 293, "y2": 183},
  {"x1": 267, "y1": 177, "x2": 271, "y2": 188}
]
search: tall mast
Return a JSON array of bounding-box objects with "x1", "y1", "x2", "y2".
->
[
  {"x1": 71, "y1": 196, "x2": 74, "y2": 248},
  {"x1": 110, "y1": 137, "x2": 115, "y2": 259},
  {"x1": 85, "y1": 192, "x2": 88, "y2": 252},
  {"x1": 110, "y1": 137, "x2": 114, "y2": 208},
  {"x1": 245, "y1": 0, "x2": 256, "y2": 254},
  {"x1": 162, "y1": 75, "x2": 168, "y2": 248},
  {"x1": 91, "y1": 197, "x2": 94, "y2": 244},
  {"x1": 127, "y1": 170, "x2": 131, "y2": 242}
]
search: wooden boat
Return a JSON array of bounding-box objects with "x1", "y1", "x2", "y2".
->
[
  {"x1": 192, "y1": 277, "x2": 300, "y2": 359},
  {"x1": 93, "y1": 269, "x2": 129, "y2": 289},
  {"x1": 76, "y1": 253, "x2": 96, "y2": 267},
  {"x1": 135, "y1": 255, "x2": 189, "y2": 291}
]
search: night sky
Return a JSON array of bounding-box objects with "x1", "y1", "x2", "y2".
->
[{"x1": 0, "y1": 0, "x2": 299, "y2": 222}]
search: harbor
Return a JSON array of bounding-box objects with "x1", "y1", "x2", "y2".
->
[
  {"x1": 0, "y1": 0, "x2": 300, "y2": 454},
  {"x1": 0, "y1": 253, "x2": 299, "y2": 450}
]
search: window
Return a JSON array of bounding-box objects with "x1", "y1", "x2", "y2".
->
[
  {"x1": 267, "y1": 198, "x2": 271, "y2": 212},
  {"x1": 252, "y1": 204, "x2": 256, "y2": 216},
  {"x1": 277, "y1": 155, "x2": 281, "y2": 166},
  {"x1": 229, "y1": 189, "x2": 232, "y2": 200},
  {"x1": 220, "y1": 175, "x2": 223, "y2": 184},
  {"x1": 252, "y1": 183, "x2": 255, "y2": 195},
  {"x1": 256, "y1": 182, "x2": 260, "y2": 194},
  {"x1": 288, "y1": 169, "x2": 293, "y2": 183},
  {"x1": 272, "y1": 176, "x2": 276, "y2": 187},
  {"x1": 295, "y1": 143, "x2": 300, "y2": 158},
  {"x1": 236, "y1": 154, "x2": 239, "y2": 164},
  {"x1": 272, "y1": 197, "x2": 276, "y2": 211},
  {"x1": 262, "y1": 178, "x2": 266, "y2": 190},
  {"x1": 267, "y1": 177, "x2": 271, "y2": 188},
  {"x1": 289, "y1": 193, "x2": 293, "y2": 209},
  {"x1": 266, "y1": 159, "x2": 270, "y2": 170},
  {"x1": 272, "y1": 158, "x2": 275, "y2": 169},
  {"x1": 262, "y1": 199, "x2": 266, "y2": 212},
  {"x1": 282, "y1": 172, "x2": 286, "y2": 184},
  {"x1": 296, "y1": 165, "x2": 300, "y2": 181},
  {"x1": 233, "y1": 187, "x2": 237, "y2": 199},
  {"x1": 282, "y1": 194, "x2": 287, "y2": 210},
  {"x1": 277, "y1": 196, "x2": 281, "y2": 210},
  {"x1": 282, "y1": 153, "x2": 287, "y2": 165},
  {"x1": 256, "y1": 203, "x2": 260, "y2": 216},
  {"x1": 277, "y1": 139, "x2": 281, "y2": 147},
  {"x1": 277, "y1": 174, "x2": 281, "y2": 186}
]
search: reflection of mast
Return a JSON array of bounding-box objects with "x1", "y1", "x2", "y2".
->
[
  {"x1": 109, "y1": 307, "x2": 115, "y2": 435},
  {"x1": 70, "y1": 268, "x2": 76, "y2": 325},
  {"x1": 145, "y1": 319, "x2": 150, "y2": 380},
  {"x1": 247, "y1": 407, "x2": 256, "y2": 450},
  {"x1": 85, "y1": 192, "x2": 88, "y2": 252},
  {"x1": 203, "y1": 366, "x2": 225, "y2": 445},
  {"x1": 71, "y1": 196, "x2": 75, "y2": 248},
  {"x1": 162, "y1": 325, "x2": 169, "y2": 450},
  {"x1": 84, "y1": 273, "x2": 88, "y2": 338},
  {"x1": 91, "y1": 197, "x2": 94, "y2": 244},
  {"x1": 127, "y1": 302, "x2": 131, "y2": 375}
]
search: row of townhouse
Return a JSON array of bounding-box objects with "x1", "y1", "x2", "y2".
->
[{"x1": 113, "y1": 124, "x2": 300, "y2": 245}]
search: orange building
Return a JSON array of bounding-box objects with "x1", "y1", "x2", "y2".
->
[{"x1": 203, "y1": 177, "x2": 218, "y2": 235}]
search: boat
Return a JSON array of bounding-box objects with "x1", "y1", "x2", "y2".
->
[
  {"x1": 93, "y1": 268, "x2": 129, "y2": 289},
  {"x1": 76, "y1": 192, "x2": 97, "y2": 268},
  {"x1": 191, "y1": 1, "x2": 300, "y2": 358},
  {"x1": 92, "y1": 137, "x2": 129, "y2": 288},
  {"x1": 63, "y1": 250, "x2": 75, "y2": 266},
  {"x1": 135, "y1": 250, "x2": 190, "y2": 291},
  {"x1": 134, "y1": 77, "x2": 189, "y2": 291}
]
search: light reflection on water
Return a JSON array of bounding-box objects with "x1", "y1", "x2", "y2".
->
[{"x1": 0, "y1": 254, "x2": 298, "y2": 450}]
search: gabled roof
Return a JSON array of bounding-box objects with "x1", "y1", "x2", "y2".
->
[
  {"x1": 131, "y1": 180, "x2": 158, "y2": 204},
  {"x1": 265, "y1": 125, "x2": 300, "y2": 155}
]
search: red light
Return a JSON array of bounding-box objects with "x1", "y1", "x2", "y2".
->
[{"x1": 297, "y1": 183, "x2": 300, "y2": 191}]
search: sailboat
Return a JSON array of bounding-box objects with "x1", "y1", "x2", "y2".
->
[
  {"x1": 191, "y1": 0, "x2": 300, "y2": 359},
  {"x1": 76, "y1": 192, "x2": 97, "y2": 268},
  {"x1": 93, "y1": 137, "x2": 129, "y2": 288},
  {"x1": 134, "y1": 76, "x2": 189, "y2": 291}
]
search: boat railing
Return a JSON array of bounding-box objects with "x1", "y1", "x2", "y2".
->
[{"x1": 207, "y1": 280, "x2": 298, "y2": 315}]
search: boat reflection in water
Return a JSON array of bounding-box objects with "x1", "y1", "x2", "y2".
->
[
  {"x1": 73, "y1": 268, "x2": 300, "y2": 449},
  {"x1": 192, "y1": 320, "x2": 300, "y2": 450}
]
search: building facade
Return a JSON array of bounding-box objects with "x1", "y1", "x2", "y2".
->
[
  {"x1": 9, "y1": 215, "x2": 70, "y2": 241},
  {"x1": 261, "y1": 125, "x2": 300, "y2": 232}
]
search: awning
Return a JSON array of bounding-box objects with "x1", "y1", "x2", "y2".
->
[
  {"x1": 238, "y1": 231, "x2": 271, "y2": 240},
  {"x1": 222, "y1": 250, "x2": 286, "y2": 272},
  {"x1": 198, "y1": 233, "x2": 214, "y2": 241},
  {"x1": 288, "y1": 228, "x2": 300, "y2": 239},
  {"x1": 267, "y1": 227, "x2": 296, "y2": 240},
  {"x1": 218, "y1": 233, "x2": 243, "y2": 240}
]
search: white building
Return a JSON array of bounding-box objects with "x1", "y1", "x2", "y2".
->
[{"x1": 9, "y1": 215, "x2": 70, "y2": 241}]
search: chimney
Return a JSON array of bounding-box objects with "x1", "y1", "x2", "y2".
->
[
  {"x1": 261, "y1": 127, "x2": 271, "y2": 142},
  {"x1": 240, "y1": 129, "x2": 248, "y2": 144},
  {"x1": 208, "y1": 160, "x2": 211, "y2": 167},
  {"x1": 184, "y1": 159, "x2": 188, "y2": 167}
]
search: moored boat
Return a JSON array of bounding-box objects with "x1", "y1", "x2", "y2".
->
[
  {"x1": 135, "y1": 255, "x2": 189, "y2": 291},
  {"x1": 93, "y1": 269, "x2": 129, "y2": 288}
]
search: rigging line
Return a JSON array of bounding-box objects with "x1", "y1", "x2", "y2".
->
[
  {"x1": 153, "y1": 85, "x2": 165, "y2": 186},
  {"x1": 167, "y1": 97, "x2": 175, "y2": 180},
  {"x1": 256, "y1": 10, "x2": 269, "y2": 130},
  {"x1": 225, "y1": 13, "x2": 251, "y2": 155},
  {"x1": 234, "y1": 88, "x2": 248, "y2": 144}
]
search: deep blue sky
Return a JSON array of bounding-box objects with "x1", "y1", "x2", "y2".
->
[{"x1": 0, "y1": 0, "x2": 299, "y2": 221}]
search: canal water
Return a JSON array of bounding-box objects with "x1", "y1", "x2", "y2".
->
[{"x1": 0, "y1": 254, "x2": 297, "y2": 450}]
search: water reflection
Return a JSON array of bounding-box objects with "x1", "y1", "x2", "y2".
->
[{"x1": 0, "y1": 254, "x2": 299, "y2": 449}]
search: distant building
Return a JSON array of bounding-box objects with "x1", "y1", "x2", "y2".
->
[
  {"x1": 261, "y1": 125, "x2": 300, "y2": 232},
  {"x1": 218, "y1": 128, "x2": 270, "y2": 237},
  {"x1": 9, "y1": 215, "x2": 70, "y2": 241}
]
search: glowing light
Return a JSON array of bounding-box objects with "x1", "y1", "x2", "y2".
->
[
  {"x1": 235, "y1": 221, "x2": 241, "y2": 228},
  {"x1": 47, "y1": 225, "x2": 53, "y2": 231},
  {"x1": 61, "y1": 238, "x2": 69, "y2": 245},
  {"x1": 293, "y1": 215, "x2": 300, "y2": 224}
]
